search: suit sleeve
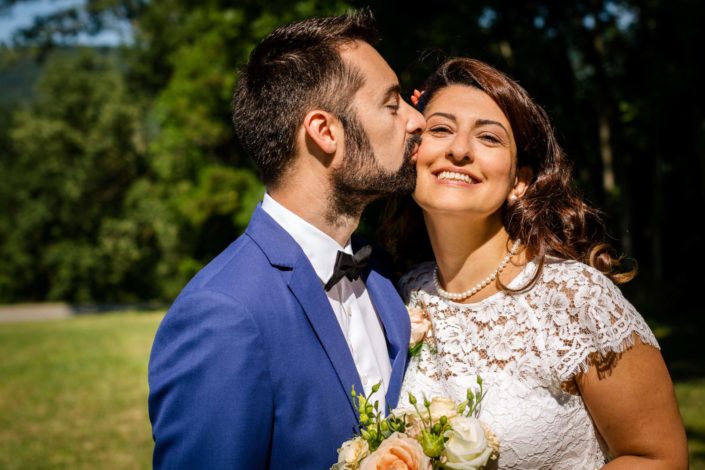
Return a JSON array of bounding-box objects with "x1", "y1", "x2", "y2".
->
[{"x1": 148, "y1": 289, "x2": 273, "y2": 469}]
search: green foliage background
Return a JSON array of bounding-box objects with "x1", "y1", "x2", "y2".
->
[{"x1": 0, "y1": 0, "x2": 703, "y2": 323}]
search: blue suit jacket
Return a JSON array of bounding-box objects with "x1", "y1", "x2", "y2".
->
[{"x1": 148, "y1": 205, "x2": 410, "y2": 469}]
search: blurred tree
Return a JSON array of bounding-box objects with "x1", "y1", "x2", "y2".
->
[
  {"x1": 0, "y1": 49, "x2": 145, "y2": 301},
  {"x1": 0, "y1": 0, "x2": 350, "y2": 301}
]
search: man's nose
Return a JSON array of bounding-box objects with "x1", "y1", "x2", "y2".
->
[{"x1": 403, "y1": 101, "x2": 426, "y2": 134}]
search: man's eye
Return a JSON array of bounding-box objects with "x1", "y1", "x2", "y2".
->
[{"x1": 386, "y1": 104, "x2": 400, "y2": 113}]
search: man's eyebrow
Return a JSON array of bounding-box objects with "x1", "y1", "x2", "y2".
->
[{"x1": 382, "y1": 84, "x2": 401, "y2": 102}]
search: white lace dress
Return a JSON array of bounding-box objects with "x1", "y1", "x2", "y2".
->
[{"x1": 397, "y1": 258, "x2": 659, "y2": 470}]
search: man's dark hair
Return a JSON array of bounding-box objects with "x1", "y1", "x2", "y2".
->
[{"x1": 232, "y1": 10, "x2": 379, "y2": 186}]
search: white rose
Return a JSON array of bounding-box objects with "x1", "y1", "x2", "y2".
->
[
  {"x1": 428, "y1": 396, "x2": 458, "y2": 423},
  {"x1": 331, "y1": 437, "x2": 369, "y2": 470},
  {"x1": 442, "y1": 416, "x2": 494, "y2": 469}
]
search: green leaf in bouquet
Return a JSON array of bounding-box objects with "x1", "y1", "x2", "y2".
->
[
  {"x1": 418, "y1": 430, "x2": 445, "y2": 458},
  {"x1": 409, "y1": 342, "x2": 424, "y2": 357},
  {"x1": 457, "y1": 401, "x2": 467, "y2": 415},
  {"x1": 466, "y1": 388, "x2": 476, "y2": 403}
]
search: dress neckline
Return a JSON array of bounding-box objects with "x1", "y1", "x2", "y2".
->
[{"x1": 438, "y1": 258, "x2": 538, "y2": 308}]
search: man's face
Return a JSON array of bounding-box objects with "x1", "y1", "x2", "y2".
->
[{"x1": 330, "y1": 42, "x2": 425, "y2": 217}]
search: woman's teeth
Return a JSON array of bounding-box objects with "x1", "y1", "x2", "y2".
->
[{"x1": 437, "y1": 171, "x2": 476, "y2": 184}]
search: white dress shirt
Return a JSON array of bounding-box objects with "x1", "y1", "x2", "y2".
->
[{"x1": 261, "y1": 193, "x2": 392, "y2": 412}]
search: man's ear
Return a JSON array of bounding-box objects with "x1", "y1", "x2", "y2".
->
[
  {"x1": 303, "y1": 110, "x2": 340, "y2": 155},
  {"x1": 511, "y1": 166, "x2": 533, "y2": 200}
]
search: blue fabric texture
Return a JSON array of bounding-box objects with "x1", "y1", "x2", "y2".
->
[{"x1": 148, "y1": 205, "x2": 410, "y2": 469}]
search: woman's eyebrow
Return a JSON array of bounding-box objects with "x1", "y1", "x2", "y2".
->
[
  {"x1": 475, "y1": 119, "x2": 509, "y2": 134},
  {"x1": 426, "y1": 112, "x2": 456, "y2": 122}
]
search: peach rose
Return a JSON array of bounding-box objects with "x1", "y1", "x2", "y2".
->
[
  {"x1": 359, "y1": 432, "x2": 432, "y2": 470},
  {"x1": 408, "y1": 307, "x2": 431, "y2": 347}
]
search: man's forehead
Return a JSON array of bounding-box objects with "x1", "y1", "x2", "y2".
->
[{"x1": 339, "y1": 41, "x2": 399, "y2": 93}]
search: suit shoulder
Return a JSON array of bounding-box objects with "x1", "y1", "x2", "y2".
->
[{"x1": 181, "y1": 233, "x2": 273, "y2": 296}]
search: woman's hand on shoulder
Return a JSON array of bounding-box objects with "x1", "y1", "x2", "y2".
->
[{"x1": 577, "y1": 339, "x2": 688, "y2": 469}]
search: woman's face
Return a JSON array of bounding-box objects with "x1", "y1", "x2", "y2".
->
[{"x1": 413, "y1": 84, "x2": 519, "y2": 219}]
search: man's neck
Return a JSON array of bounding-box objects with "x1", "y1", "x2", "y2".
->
[{"x1": 267, "y1": 187, "x2": 359, "y2": 247}]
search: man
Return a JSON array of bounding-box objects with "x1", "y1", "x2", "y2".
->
[{"x1": 148, "y1": 10, "x2": 425, "y2": 469}]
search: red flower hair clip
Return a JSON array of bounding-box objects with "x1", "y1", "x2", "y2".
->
[{"x1": 410, "y1": 89, "x2": 425, "y2": 107}]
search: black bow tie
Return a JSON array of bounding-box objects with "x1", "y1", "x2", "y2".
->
[{"x1": 324, "y1": 245, "x2": 372, "y2": 291}]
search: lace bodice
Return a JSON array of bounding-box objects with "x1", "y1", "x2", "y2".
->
[{"x1": 397, "y1": 258, "x2": 659, "y2": 470}]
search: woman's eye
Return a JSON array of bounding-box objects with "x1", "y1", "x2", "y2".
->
[
  {"x1": 386, "y1": 104, "x2": 400, "y2": 113},
  {"x1": 480, "y1": 133, "x2": 501, "y2": 144},
  {"x1": 429, "y1": 126, "x2": 451, "y2": 135}
]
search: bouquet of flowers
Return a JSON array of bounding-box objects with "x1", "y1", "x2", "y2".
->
[{"x1": 331, "y1": 377, "x2": 499, "y2": 470}]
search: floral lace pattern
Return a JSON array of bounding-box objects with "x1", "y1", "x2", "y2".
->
[{"x1": 397, "y1": 258, "x2": 659, "y2": 470}]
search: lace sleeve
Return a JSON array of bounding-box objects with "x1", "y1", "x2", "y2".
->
[{"x1": 546, "y1": 262, "x2": 660, "y2": 382}]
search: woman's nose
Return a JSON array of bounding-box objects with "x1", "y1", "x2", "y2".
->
[{"x1": 447, "y1": 137, "x2": 472, "y2": 163}]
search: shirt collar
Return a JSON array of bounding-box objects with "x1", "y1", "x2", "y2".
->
[{"x1": 261, "y1": 193, "x2": 352, "y2": 283}]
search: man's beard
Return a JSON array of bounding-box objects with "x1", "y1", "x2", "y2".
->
[{"x1": 328, "y1": 112, "x2": 420, "y2": 222}]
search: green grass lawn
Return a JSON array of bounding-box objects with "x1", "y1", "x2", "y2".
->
[
  {"x1": 0, "y1": 312, "x2": 703, "y2": 468},
  {"x1": 677, "y1": 379, "x2": 705, "y2": 469},
  {"x1": 0, "y1": 312, "x2": 162, "y2": 470}
]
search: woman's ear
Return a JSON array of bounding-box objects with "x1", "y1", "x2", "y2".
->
[
  {"x1": 510, "y1": 166, "x2": 533, "y2": 200},
  {"x1": 302, "y1": 110, "x2": 340, "y2": 155}
]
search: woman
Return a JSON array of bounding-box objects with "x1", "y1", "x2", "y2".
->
[{"x1": 387, "y1": 58, "x2": 687, "y2": 469}]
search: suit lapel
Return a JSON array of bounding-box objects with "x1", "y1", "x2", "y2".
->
[
  {"x1": 246, "y1": 206, "x2": 363, "y2": 416},
  {"x1": 364, "y1": 266, "x2": 410, "y2": 410},
  {"x1": 288, "y1": 261, "x2": 364, "y2": 415}
]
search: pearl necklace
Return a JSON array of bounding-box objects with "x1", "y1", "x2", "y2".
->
[{"x1": 433, "y1": 239, "x2": 522, "y2": 301}]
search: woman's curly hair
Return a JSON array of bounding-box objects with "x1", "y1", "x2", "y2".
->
[{"x1": 381, "y1": 58, "x2": 635, "y2": 285}]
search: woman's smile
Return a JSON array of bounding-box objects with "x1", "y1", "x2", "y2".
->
[{"x1": 433, "y1": 167, "x2": 481, "y2": 187}]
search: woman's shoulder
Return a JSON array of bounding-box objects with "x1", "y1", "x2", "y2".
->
[
  {"x1": 536, "y1": 257, "x2": 639, "y2": 315},
  {"x1": 398, "y1": 261, "x2": 436, "y2": 303},
  {"x1": 536, "y1": 257, "x2": 660, "y2": 380},
  {"x1": 539, "y1": 257, "x2": 619, "y2": 290}
]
